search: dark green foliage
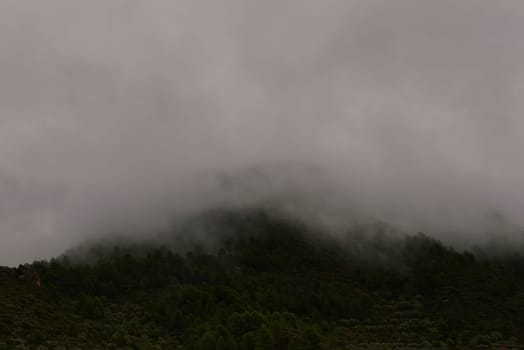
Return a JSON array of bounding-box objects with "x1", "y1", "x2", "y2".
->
[
  {"x1": 76, "y1": 293, "x2": 104, "y2": 320},
  {"x1": 1, "y1": 210, "x2": 524, "y2": 348}
]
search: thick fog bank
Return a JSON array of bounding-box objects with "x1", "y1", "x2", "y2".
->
[{"x1": 1, "y1": 1, "x2": 524, "y2": 265}]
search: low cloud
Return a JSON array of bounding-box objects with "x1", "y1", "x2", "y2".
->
[{"x1": 1, "y1": 0, "x2": 524, "y2": 265}]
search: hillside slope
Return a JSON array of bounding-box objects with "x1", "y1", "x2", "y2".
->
[{"x1": 1, "y1": 210, "x2": 524, "y2": 349}]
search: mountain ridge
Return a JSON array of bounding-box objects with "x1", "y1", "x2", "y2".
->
[{"x1": 1, "y1": 209, "x2": 524, "y2": 349}]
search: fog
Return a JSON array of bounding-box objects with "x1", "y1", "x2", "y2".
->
[{"x1": 1, "y1": 0, "x2": 524, "y2": 265}]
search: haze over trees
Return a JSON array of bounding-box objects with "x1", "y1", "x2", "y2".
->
[
  {"x1": 1, "y1": 209, "x2": 523, "y2": 349},
  {"x1": 1, "y1": 1, "x2": 524, "y2": 348}
]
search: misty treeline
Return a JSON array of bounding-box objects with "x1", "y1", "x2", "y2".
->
[{"x1": 2, "y1": 209, "x2": 524, "y2": 349}]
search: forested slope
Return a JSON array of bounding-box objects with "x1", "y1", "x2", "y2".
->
[{"x1": 1, "y1": 210, "x2": 524, "y2": 349}]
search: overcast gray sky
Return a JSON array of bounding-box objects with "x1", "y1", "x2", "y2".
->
[{"x1": 1, "y1": 0, "x2": 524, "y2": 265}]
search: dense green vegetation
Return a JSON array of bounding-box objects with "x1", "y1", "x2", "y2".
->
[{"x1": 1, "y1": 209, "x2": 524, "y2": 349}]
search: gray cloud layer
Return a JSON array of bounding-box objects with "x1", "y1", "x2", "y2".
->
[{"x1": 1, "y1": 0, "x2": 524, "y2": 265}]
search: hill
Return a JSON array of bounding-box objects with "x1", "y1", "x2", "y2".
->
[{"x1": 1, "y1": 209, "x2": 524, "y2": 349}]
